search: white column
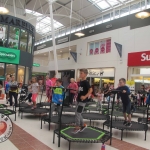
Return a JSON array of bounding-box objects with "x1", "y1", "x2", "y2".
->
[
  {"x1": 13, "y1": 0, "x2": 16, "y2": 17},
  {"x1": 49, "y1": 0, "x2": 58, "y2": 77}
]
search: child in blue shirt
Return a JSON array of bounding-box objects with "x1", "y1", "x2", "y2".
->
[{"x1": 51, "y1": 79, "x2": 64, "y2": 121}]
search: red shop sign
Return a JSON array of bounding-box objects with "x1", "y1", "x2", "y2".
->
[{"x1": 128, "y1": 51, "x2": 150, "y2": 66}]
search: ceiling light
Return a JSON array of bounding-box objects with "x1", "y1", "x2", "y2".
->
[
  {"x1": 0, "y1": 7, "x2": 9, "y2": 14},
  {"x1": 135, "y1": 11, "x2": 150, "y2": 19},
  {"x1": 60, "y1": 51, "x2": 62, "y2": 52},
  {"x1": 75, "y1": 32, "x2": 85, "y2": 37}
]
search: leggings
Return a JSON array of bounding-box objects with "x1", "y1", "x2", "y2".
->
[
  {"x1": 141, "y1": 97, "x2": 145, "y2": 106},
  {"x1": 9, "y1": 91, "x2": 17, "y2": 106}
]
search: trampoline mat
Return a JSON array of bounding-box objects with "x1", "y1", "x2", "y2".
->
[
  {"x1": 51, "y1": 115, "x2": 75, "y2": 124},
  {"x1": 103, "y1": 110, "x2": 123, "y2": 117},
  {"x1": 82, "y1": 113, "x2": 109, "y2": 120},
  {"x1": 0, "y1": 109, "x2": 16, "y2": 115},
  {"x1": 104, "y1": 120, "x2": 148, "y2": 131},
  {"x1": 86, "y1": 102, "x2": 96, "y2": 106},
  {"x1": 37, "y1": 102, "x2": 50, "y2": 107},
  {"x1": 63, "y1": 107, "x2": 76, "y2": 112},
  {"x1": 16, "y1": 103, "x2": 33, "y2": 108},
  {"x1": 61, "y1": 127, "x2": 105, "y2": 140},
  {"x1": 0, "y1": 104, "x2": 7, "y2": 108},
  {"x1": 20, "y1": 108, "x2": 49, "y2": 113},
  {"x1": 138, "y1": 118, "x2": 150, "y2": 124},
  {"x1": 86, "y1": 106, "x2": 101, "y2": 111}
]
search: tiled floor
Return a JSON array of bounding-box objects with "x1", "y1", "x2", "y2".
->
[{"x1": 0, "y1": 97, "x2": 150, "y2": 150}]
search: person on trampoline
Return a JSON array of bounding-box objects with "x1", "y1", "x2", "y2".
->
[
  {"x1": 51, "y1": 79, "x2": 64, "y2": 121},
  {"x1": 116, "y1": 78, "x2": 132, "y2": 127},
  {"x1": 73, "y1": 69, "x2": 93, "y2": 134}
]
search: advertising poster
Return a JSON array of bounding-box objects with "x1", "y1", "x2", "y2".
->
[
  {"x1": 100, "y1": 40, "x2": 106, "y2": 54},
  {"x1": 126, "y1": 80, "x2": 135, "y2": 92},
  {"x1": 89, "y1": 42, "x2": 94, "y2": 55},
  {"x1": 106, "y1": 39, "x2": 111, "y2": 53},
  {"x1": 94, "y1": 42, "x2": 99, "y2": 55}
]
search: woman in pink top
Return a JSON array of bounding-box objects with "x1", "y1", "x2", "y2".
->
[
  {"x1": 46, "y1": 75, "x2": 52, "y2": 102},
  {"x1": 51, "y1": 75, "x2": 57, "y2": 87},
  {"x1": 67, "y1": 78, "x2": 78, "y2": 105}
]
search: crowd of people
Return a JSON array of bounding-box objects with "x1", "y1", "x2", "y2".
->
[{"x1": 0, "y1": 70, "x2": 150, "y2": 132}]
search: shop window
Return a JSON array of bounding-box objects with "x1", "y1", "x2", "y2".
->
[
  {"x1": 8, "y1": 26, "x2": 20, "y2": 49},
  {"x1": 25, "y1": 67, "x2": 29, "y2": 84},
  {"x1": 20, "y1": 29, "x2": 27, "y2": 52},
  {"x1": 0, "y1": 63, "x2": 4, "y2": 76},
  {"x1": 6, "y1": 64, "x2": 16, "y2": 77},
  {"x1": 17, "y1": 66, "x2": 25, "y2": 84},
  {"x1": 0, "y1": 24, "x2": 8, "y2": 47},
  {"x1": 28, "y1": 34, "x2": 32, "y2": 53}
]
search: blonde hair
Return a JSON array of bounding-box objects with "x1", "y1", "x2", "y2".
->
[{"x1": 70, "y1": 78, "x2": 75, "y2": 82}]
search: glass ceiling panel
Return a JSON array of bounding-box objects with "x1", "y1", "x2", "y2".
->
[
  {"x1": 25, "y1": 9, "x2": 63, "y2": 35},
  {"x1": 97, "y1": 1, "x2": 109, "y2": 9}
]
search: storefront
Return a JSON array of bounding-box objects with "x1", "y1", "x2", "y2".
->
[
  {"x1": 0, "y1": 15, "x2": 35, "y2": 85},
  {"x1": 128, "y1": 51, "x2": 150, "y2": 91}
]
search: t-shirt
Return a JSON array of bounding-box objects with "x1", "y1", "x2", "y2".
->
[
  {"x1": 31, "y1": 83, "x2": 39, "y2": 94},
  {"x1": 116, "y1": 86, "x2": 130, "y2": 104},
  {"x1": 9, "y1": 81, "x2": 18, "y2": 93},
  {"x1": 68, "y1": 82, "x2": 78, "y2": 93},
  {"x1": 77, "y1": 80, "x2": 91, "y2": 103},
  {"x1": 51, "y1": 78, "x2": 57, "y2": 87}
]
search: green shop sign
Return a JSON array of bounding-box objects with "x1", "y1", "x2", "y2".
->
[
  {"x1": 0, "y1": 47, "x2": 20, "y2": 64},
  {"x1": 0, "y1": 76, "x2": 5, "y2": 80},
  {"x1": 33, "y1": 63, "x2": 40, "y2": 67}
]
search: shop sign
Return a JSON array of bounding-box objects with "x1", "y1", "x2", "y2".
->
[
  {"x1": 0, "y1": 76, "x2": 5, "y2": 80},
  {"x1": 33, "y1": 63, "x2": 40, "y2": 67},
  {"x1": 0, "y1": 47, "x2": 20, "y2": 64},
  {"x1": 87, "y1": 68, "x2": 114, "y2": 77},
  {"x1": 128, "y1": 51, "x2": 150, "y2": 66}
]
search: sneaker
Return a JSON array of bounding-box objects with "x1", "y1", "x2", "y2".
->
[
  {"x1": 31, "y1": 106, "x2": 36, "y2": 110},
  {"x1": 72, "y1": 127, "x2": 80, "y2": 134},
  {"x1": 126, "y1": 122, "x2": 132, "y2": 127},
  {"x1": 80, "y1": 124, "x2": 87, "y2": 132},
  {"x1": 123, "y1": 120, "x2": 127, "y2": 125}
]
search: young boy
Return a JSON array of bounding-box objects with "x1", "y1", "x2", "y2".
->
[
  {"x1": 117, "y1": 78, "x2": 132, "y2": 127},
  {"x1": 51, "y1": 79, "x2": 64, "y2": 121},
  {"x1": 73, "y1": 69, "x2": 93, "y2": 134}
]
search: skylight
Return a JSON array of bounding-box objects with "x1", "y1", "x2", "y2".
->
[{"x1": 25, "y1": 9, "x2": 63, "y2": 35}]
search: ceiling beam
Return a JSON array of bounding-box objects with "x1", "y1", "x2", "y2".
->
[
  {"x1": 55, "y1": 1, "x2": 85, "y2": 21},
  {"x1": 105, "y1": 0, "x2": 113, "y2": 8},
  {"x1": 117, "y1": 0, "x2": 125, "y2": 5},
  {"x1": 26, "y1": 0, "x2": 32, "y2": 5}
]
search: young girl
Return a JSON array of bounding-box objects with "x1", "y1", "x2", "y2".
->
[
  {"x1": 31, "y1": 77, "x2": 39, "y2": 109},
  {"x1": 45, "y1": 75, "x2": 52, "y2": 102},
  {"x1": 96, "y1": 89, "x2": 104, "y2": 110},
  {"x1": 25, "y1": 80, "x2": 32, "y2": 105}
]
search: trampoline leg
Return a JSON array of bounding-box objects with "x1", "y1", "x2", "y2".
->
[
  {"x1": 145, "y1": 131, "x2": 147, "y2": 141},
  {"x1": 15, "y1": 112, "x2": 16, "y2": 121},
  {"x1": 103, "y1": 124, "x2": 104, "y2": 130},
  {"x1": 90, "y1": 120, "x2": 91, "y2": 126},
  {"x1": 53, "y1": 131, "x2": 55, "y2": 144},
  {"x1": 121, "y1": 130, "x2": 123, "y2": 141},
  {"x1": 69, "y1": 141, "x2": 71, "y2": 150},
  {"x1": 41, "y1": 119, "x2": 42, "y2": 129}
]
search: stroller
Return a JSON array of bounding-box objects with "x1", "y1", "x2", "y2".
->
[{"x1": 19, "y1": 84, "x2": 28, "y2": 102}]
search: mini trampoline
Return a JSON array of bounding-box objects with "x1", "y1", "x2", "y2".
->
[
  {"x1": 53, "y1": 126, "x2": 111, "y2": 150},
  {"x1": 20, "y1": 108, "x2": 49, "y2": 119},
  {"x1": 63, "y1": 107, "x2": 88, "y2": 113},
  {"x1": 0, "y1": 109, "x2": 16, "y2": 121},
  {"x1": 41, "y1": 114, "x2": 75, "y2": 130},
  {"x1": 103, "y1": 120, "x2": 148, "y2": 140},
  {"x1": 82, "y1": 113, "x2": 109, "y2": 125},
  {"x1": 36, "y1": 102, "x2": 50, "y2": 107},
  {"x1": 0, "y1": 104, "x2": 7, "y2": 109},
  {"x1": 138, "y1": 118, "x2": 150, "y2": 124}
]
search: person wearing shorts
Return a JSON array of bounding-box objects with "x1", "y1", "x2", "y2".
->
[
  {"x1": 117, "y1": 78, "x2": 132, "y2": 127},
  {"x1": 31, "y1": 77, "x2": 39, "y2": 109},
  {"x1": 73, "y1": 69, "x2": 92, "y2": 134}
]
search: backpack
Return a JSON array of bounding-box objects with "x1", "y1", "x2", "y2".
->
[{"x1": 146, "y1": 94, "x2": 150, "y2": 105}]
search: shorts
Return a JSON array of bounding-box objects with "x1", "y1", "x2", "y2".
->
[
  {"x1": 123, "y1": 102, "x2": 131, "y2": 114},
  {"x1": 32, "y1": 93, "x2": 38, "y2": 102}
]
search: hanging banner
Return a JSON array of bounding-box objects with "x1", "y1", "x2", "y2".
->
[
  {"x1": 70, "y1": 51, "x2": 77, "y2": 62},
  {"x1": 94, "y1": 42, "x2": 99, "y2": 55},
  {"x1": 126, "y1": 81, "x2": 135, "y2": 91},
  {"x1": 89, "y1": 43, "x2": 94, "y2": 55},
  {"x1": 100, "y1": 40, "x2": 106, "y2": 54},
  {"x1": 106, "y1": 39, "x2": 111, "y2": 53},
  {"x1": 114, "y1": 42, "x2": 122, "y2": 57}
]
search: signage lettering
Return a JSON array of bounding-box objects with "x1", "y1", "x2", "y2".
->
[
  {"x1": 0, "y1": 15, "x2": 35, "y2": 34},
  {"x1": 33, "y1": 63, "x2": 40, "y2": 67},
  {"x1": 0, "y1": 51, "x2": 16, "y2": 59},
  {"x1": 88, "y1": 70, "x2": 100, "y2": 76},
  {"x1": 141, "y1": 53, "x2": 150, "y2": 61}
]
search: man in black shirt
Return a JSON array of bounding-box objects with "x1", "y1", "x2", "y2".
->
[
  {"x1": 117, "y1": 78, "x2": 132, "y2": 127},
  {"x1": 73, "y1": 69, "x2": 92, "y2": 134}
]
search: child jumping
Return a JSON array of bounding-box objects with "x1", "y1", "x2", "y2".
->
[
  {"x1": 96, "y1": 89, "x2": 104, "y2": 110},
  {"x1": 51, "y1": 79, "x2": 64, "y2": 121},
  {"x1": 73, "y1": 69, "x2": 92, "y2": 134},
  {"x1": 31, "y1": 77, "x2": 39, "y2": 109},
  {"x1": 117, "y1": 78, "x2": 132, "y2": 127}
]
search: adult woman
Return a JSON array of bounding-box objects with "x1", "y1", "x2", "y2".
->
[
  {"x1": 140, "y1": 85, "x2": 147, "y2": 106},
  {"x1": 45, "y1": 75, "x2": 52, "y2": 102},
  {"x1": 67, "y1": 78, "x2": 78, "y2": 106},
  {"x1": 9, "y1": 75, "x2": 18, "y2": 107}
]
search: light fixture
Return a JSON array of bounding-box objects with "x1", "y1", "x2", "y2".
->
[
  {"x1": 135, "y1": 11, "x2": 150, "y2": 19},
  {"x1": 75, "y1": 32, "x2": 85, "y2": 37},
  {"x1": 0, "y1": 7, "x2": 9, "y2": 14},
  {"x1": 60, "y1": 51, "x2": 62, "y2": 53}
]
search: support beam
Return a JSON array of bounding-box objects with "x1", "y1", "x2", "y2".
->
[
  {"x1": 26, "y1": 0, "x2": 32, "y2": 5},
  {"x1": 13, "y1": 0, "x2": 16, "y2": 17},
  {"x1": 117, "y1": 0, "x2": 125, "y2": 5},
  {"x1": 105, "y1": 0, "x2": 113, "y2": 8}
]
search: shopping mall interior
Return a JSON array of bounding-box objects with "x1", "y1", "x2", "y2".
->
[{"x1": 0, "y1": 0, "x2": 150, "y2": 150}]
